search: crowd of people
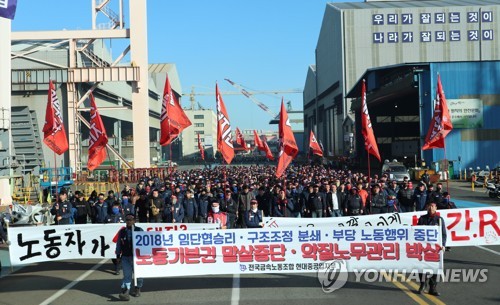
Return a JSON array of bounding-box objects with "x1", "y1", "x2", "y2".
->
[
  {"x1": 45, "y1": 164, "x2": 453, "y2": 298},
  {"x1": 49, "y1": 164, "x2": 456, "y2": 229}
]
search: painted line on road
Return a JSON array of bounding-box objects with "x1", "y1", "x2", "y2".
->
[
  {"x1": 395, "y1": 273, "x2": 446, "y2": 305},
  {"x1": 38, "y1": 259, "x2": 108, "y2": 305},
  {"x1": 453, "y1": 199, "x2": 492, "y2": 208},
  {"x1": 381, "y1": 271, "x2": 429, "y2": 305},
  {"x1": 231, "y1": 273, "x2": 240, "y2": 305},
  {"x1": 476, "y1": 245, "x2": 500, "y2": 256}
]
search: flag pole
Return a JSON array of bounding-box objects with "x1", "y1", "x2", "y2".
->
[
  {"x1": 53, "y1": 152, "x2": 58, "y2": 200},
  {"x1": 444, "y1": 144, "x2": 449, "y2": 193}
]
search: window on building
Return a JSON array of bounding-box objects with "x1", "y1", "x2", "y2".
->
[
  {"x1": 194, "y1": 115, "x2": 204, "y2": 119},
  {"x1": 194, "y1": 123, "x2": 204, "y2": 127},
  {"x1": 195, "y1": 130, "x2": 205, "y2": 135},
  {"x1": 195, "y1": 138, "x2": 205, "y2": 143}
]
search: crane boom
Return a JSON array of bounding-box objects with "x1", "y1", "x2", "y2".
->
[{"x1": 224, "y1": 78, "x2": 278, "y2": 118}]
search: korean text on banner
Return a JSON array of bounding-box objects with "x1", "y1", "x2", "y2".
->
[
  {"x1": 8, "y1": 223, "x2": 218, "y2": 266},
  {"x1": 263, "y1": 207, "x2": 500, "y2": 247},
  {"x1": 133, "y1": 226, "x2": 442, "y2": 278}
]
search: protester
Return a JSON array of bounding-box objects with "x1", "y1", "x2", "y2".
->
[
  {"x1": 417, "y1": 202, "x2": 447, "y2": 296},
  {"x1": 244, "y1": 199, "x2": 264, "y2": 228},
  {"x1": 116, "y1": 214, "x2": 143, "y2": 300},
  {"x1": 50, "y1": 190, "x2": 73, "y2": 225}
]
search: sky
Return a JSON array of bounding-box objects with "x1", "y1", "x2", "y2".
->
[{"x1": 11, "y1": 0, "x2": 362, "y2": 131}]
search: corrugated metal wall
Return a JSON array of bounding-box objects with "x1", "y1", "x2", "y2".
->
[{"x1": 424, "y1": 62, "x2": 500, "y2": 174}]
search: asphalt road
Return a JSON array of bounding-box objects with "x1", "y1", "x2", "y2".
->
[{"x1": 0, "y1": 179, "x2": 499, "y2": 305}]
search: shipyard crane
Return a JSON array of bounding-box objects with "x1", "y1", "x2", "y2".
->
[{"x1": 182, "y1": 80, "x2": 301, "y2": 118}]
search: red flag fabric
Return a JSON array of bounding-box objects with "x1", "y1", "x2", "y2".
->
[
  {"x1": 87, "y1": 93, "x2": 109, "y2": 171},
  {"x1": 309, "y1": 130, "x2": 323, "y2": 157},
  {"x1": 253, "y1": 130, "x2": 265, "y2": 151},
  {"x1": 361, "y1": 79, "x2": 381, "y2": 162},
  {"x1": 197, "y1": 133, "x2": 205, "y2": 160},
  {"x1": 216, "y1": 83, "x2": 235, "y2": 164},
  {"x1": 276, "y1": 99, "x2": 298, "y2": 177},
  {"x1": 261, "y1": 135, "x2": 274, "y2": 161},
  {"x1": 422, "y1": 75, "x2": 453, "y2": 150},
  {"x1": 235, "y1": 127, "x2": 248, "y2": 150},
  {"x1": 42, "y1": 80, "x2": 69, "y2": 155},
  {"x1": 160, "y1": 75, "x2": 192, "y2": 146}
]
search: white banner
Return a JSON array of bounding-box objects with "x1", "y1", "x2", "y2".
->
[
  {"x1": 8, "y1": 223, "x2": 218, "y2": 266},
  {"x1": 263, "y1": 207, "x2": 500, "y2": 247},
  {"x1": 133, "y1": 226, "x2": 443, "y2": 278}
]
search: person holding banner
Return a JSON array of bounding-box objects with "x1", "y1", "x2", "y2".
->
[
  {"x1": 417, "y1": 202, "x2": 447, "y2": 296},
  {"x1": 116, "y1": 214, "x2": 144, "y2": 300},
  {"x1": 345, "y1": 187, "x2": 364, "y2": 216},
  {"x1": 244, "y1": 199, "x2": 264, "y2": 228},
  {"x1": 207, "y1": 200, "x2": 229, "y2": 229}
]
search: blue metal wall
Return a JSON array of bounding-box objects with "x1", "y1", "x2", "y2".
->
[{"x1": 422, "y1": 62, "x2": 500, "y2": 174}]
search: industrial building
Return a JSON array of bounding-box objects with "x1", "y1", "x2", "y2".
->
[{"x1": 304, "y1": 0, "x2": 500, "y2": 174}]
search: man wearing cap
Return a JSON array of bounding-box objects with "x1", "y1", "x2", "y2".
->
[
  {"x1": 50, "y1": 190, "x2": 73, "y2": 225},
  {"x1": 417, "y1": 202, "x2": 446, "y2": 296},
  {"x1": 116, "y1": 214, "x2": 144, "y2": 300},
  {"x1": 413, "y1": 183, "x2": 428, "y2": 211},
  {"x1": 182, "y1": 189, "x2": 198, "y2": 223},
  {"x1": 307, "y1": 184, "x2": 326, "y2": 218},
  {"x1": 369, "y1": 184, "x2": 386, "y2": 214},
  {"x1": 244, "y1": 199, "x2": 264, "y2": 228},
  {"x1": 135, "y1": 190, "x2": 149, "y2": 223}
]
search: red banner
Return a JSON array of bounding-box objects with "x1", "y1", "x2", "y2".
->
[
  {"x1": 253, "y1": 130, "x2": 265, "y2": 151},
  {"x1": 262, "y1": 135, "x2": 274, "y2": 160},
  {"x1": 42, "y1": 80, "x2": 69, "y2": 155},
  {"x1": 361, "y1": 79, "x2": 381, "y2": 162},
  {"x1": 235, "y1": 127, "x2": 248, "y2": 150},
  {"x1": 198, "y1": 133, "x2": 205, "y2": 160},
  {"x1": 216, "y1": 84, "x2": 234, "y2": 164},
  {"x1": 276, "y1": 99, "x2": 298, "y2": 177},
  {"x1": 309, "y1": 130, "x2": 323, "y2": 157},
  {"x1": 423, "y1": 75, "x2": 453, "y2": 150},
  {"x1": 87, "y1": 93, "x2": 108, "y2": 171},
  {"x1": 160, "y1": 75, "x2": 192, "y2": 146}
]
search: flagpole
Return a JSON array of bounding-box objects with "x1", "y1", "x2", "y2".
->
[
  {"x1": 53, "y1": 152, "x2": 58, "y2": 200},
  {"x1": 444, "y1": 144, "x2": 449, "y2": 193},
  {"x1": 367, "y1": 150, "x2": 372, "y2": 214}
]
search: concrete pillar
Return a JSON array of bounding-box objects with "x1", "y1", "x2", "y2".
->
[
  {"x1": 114, "y1": 119, "x2": 122, "y2": 167},
  {"x1": 129, "y1": 0, "x2": 150, "y2": 168},
  {"x1": 0, "y1": 18, "x2": 12, "y2": 205}
]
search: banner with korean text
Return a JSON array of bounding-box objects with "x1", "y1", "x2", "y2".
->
[
  {"x1": 133, "y1": 226, "x2": 442, "y2": 278},
  {"x1": 9, "y1": 223, "x2": 218, "y2": 266},
  {"x1": 263, "y1": 207, "x2": 500, "y2": 247}
]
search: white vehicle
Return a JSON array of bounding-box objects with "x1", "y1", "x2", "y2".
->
[{"x1": 382, "y1": 160, "x2": 410, "y2": 182}]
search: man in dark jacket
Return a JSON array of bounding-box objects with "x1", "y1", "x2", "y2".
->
[
  {"x1": 429, "y1": 183, "x2": 445, "y2": 209},
  {"x1": 256, "y1": 187, "x2": 272, "y2": 217},
  {"x1": 398, "y1": 182, "x2": 414, "y2": 212},
  {"x1": 237, "y1": 185, "x2": 255, "y2": 228},
  {"x1": 326, "y1": 184, "x2": 343, "y2": 217},
  {"x1": 197, "y1": 188, "x2": 210, "y2": 223},
  {"x1": 345, "y1": 188, "x2": 364, "y2": 216},
  {"x1": 182, "y1": 189, "x2": 198, "y2": 223},
  {"x1": 413, "y1": 183, "x2": 429, "y2": 211},
  {"x1": 148, "y1": 189, "x2": 164, "y2": 223},
  {"x1": 307, "y1": 184, "x2": 326, "y2": 218},
  {"x1": 50, "y1": 190, "x2": 73, "y2": 225},
  {"x1": 244, "y1": 199, "x2": 264, "y2": 228},
  {"x1": 116, "y1": 214, "x2": 143, "y2": 300},
  {"x1": 72, "y1": 191, "x2": 91, "y2": 224},
  {"x1": 369, "y1": 184, "x2": 386, "y2": 214},
  {"x1": 223, "y1": 190, "x2": 238, "y2": 229},
  {"x1": 417, "y1": 202, "x2": 446, "y2": 296}
]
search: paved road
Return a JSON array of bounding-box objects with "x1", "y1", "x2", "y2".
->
[{"x1": 1, "y1": 179, "x2": 499, "y2": 305}]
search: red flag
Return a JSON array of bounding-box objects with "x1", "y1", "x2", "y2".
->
[
  {"x1": 235, "y1": 127, "x2": 248, "y2": 150},
  {"x1": 253, "y1": 130, "x2": 265, "y2": 151},
  {"x1": 309, "y1": 130, "x2": 323, "y2": 157},
  {"x1": 422, "y1": 75, "x2": 453, "y2": 150},
  {"x1": 216, "y1": 83, "x2": 234, "y2": 164},
  {"x1": 160, "y1": 75, "x2": 192, "y2": 146},
  {"x1": 42, "y1": 80, "x2": 69, "y2": 155},
  {"x1": 87, "y1": 93, "x2": 109, "y2": 171},
  {"x1": 197, "y1": 133, "x2": 205, "y2": 160},
  {"x1": 261, "y1": 135, "x2": 274, "y2": 161},
  {"x1": 276, "y1": 99, "x2": 298, "y2": 177},
  {"x1": 361, "y1": 79, "x2": 381, "y2": 162}
]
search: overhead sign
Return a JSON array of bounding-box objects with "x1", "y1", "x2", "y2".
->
[{"x1": 447, "y1": 99, "x2": 483, "y2": 128}]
